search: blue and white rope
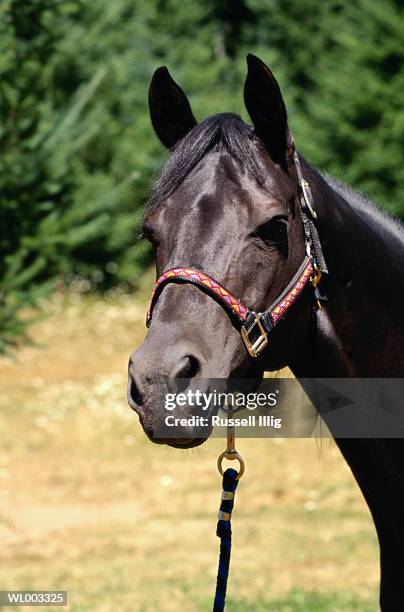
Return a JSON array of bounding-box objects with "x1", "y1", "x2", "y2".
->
[{"x1": 213, "y1": 468, "x2": 239, "y2": 612}]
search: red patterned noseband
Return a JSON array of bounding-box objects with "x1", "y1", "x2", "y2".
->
[
  {"x1": 146, "y1": 257, "x2": 316, "y2": 358},
  {"x1": 146, "y1": 267, "x2": 250, "y2": 325}
]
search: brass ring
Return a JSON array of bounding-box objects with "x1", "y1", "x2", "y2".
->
[{"x1": 217, "y1": 450, "x2": 245, "y2": 479}]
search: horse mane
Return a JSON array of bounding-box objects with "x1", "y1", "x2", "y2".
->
[
  {"x1": 147, "y1": 113, "x2": 266, "y2": 212},
  {"x1": 323, "y1": 173, "x2": 404, "y2": 248}
]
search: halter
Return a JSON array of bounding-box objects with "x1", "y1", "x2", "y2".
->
[{"x1": 146, "y1": 146, "x2": 328, "y2": 358}]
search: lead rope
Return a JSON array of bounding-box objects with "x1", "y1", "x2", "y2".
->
[{"x1": 214, "y1": 417, "x2": 245, "y2": 611}]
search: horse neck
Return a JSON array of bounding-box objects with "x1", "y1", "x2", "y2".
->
[
  {"x1": 289, "y1": 164, "x2": 404, "y2": 596},
  {"x1": 290, "y1": 160, "x2": 404, "y2": 378}
]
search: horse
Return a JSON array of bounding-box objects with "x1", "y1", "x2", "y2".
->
[{"x1": 127, "y1": 54, "x2": 404, "y2": 610}]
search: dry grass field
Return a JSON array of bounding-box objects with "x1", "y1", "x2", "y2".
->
[{"x1": 0, "y1": 277, "x2": 380, "y2": 611}]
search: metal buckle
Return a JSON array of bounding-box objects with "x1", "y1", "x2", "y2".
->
[
  {"x1": 310, "y1": 263, "x2": 322, "y2": 310},
  {"x1": 241, "y1": 314, "x2": 268, "y2": 358},
  {"x1": 217, "y1": 449, "x2": 245, "y2": 480},
  {"x1": 301, "y1": 179, "x2": 317, "y2": 219},
  {"x1": 310, "y1": 263, "x2": 322, "y2": 288}
]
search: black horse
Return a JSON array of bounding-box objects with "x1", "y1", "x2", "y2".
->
[{"x1": 128, "y1": 54, "x2": 404, "y2": 610}]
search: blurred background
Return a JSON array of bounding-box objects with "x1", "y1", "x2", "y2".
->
[{"x1": 1, "y1": 0, "x2": 403, "y2": 609}]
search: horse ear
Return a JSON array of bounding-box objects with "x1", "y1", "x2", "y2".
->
[
  {"x1": 244, "y1": 54, "x2": 292, "y2": 169},
  {"x1": 149, "y1": 66, "x2": 197, "y2": 150}
]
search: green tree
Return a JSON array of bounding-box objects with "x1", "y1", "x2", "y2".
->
[
  {"x1": 244, "y1": 0, "x2": 404, "y2": 216},
  {"x1": 300, "y1": 0, "x2": 404, "y2": 217}
]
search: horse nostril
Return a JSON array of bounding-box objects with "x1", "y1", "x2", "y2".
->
[
  {"x1": 130, "y1": 375, "x2": 143, "y2": 407},
  {"x1": 172, "y1": 355, "x2": 200, "y2": 379}
]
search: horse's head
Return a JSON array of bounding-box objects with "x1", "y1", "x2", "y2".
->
[{"x1": 128, "y1": 55, "x2": 313, "y2": 446}]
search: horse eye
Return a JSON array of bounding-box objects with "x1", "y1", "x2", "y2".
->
[
  {"x1": 140, "y1": 224, "x2": 159, "y2": 245},
  {"x1": 253, "y1": 215, "x2": 288, "y2": 245}
]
